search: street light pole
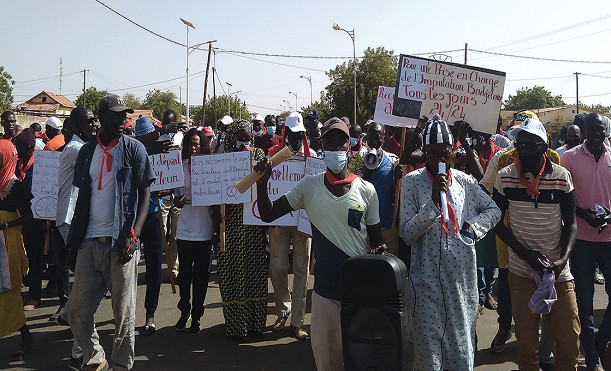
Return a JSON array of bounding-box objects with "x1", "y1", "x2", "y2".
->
[
  {"x1": 333, "y1": 23, "x2": 356, "y2": 126},
  {"x1": 233, "y1": 91, "x2": 241, "y2": 119},
  {"x1": 226, "y1": 82, "x2": 232, "y2": 116},
  {"x1": 289, "y1": 91, "x2": 297, "y2": 111},
  {"x1": 283, "y1": 99, "x2": 292, "y2": 111},
  {"x1": 300, "y1": 75, "x2": 312, "y2": 105},
  {"x1": 181, "y1": 18, "x2": 195, "y2": 124}
]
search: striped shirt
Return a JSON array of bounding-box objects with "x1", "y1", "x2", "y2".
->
[{"x1": 493, "y1": 158, "x2": 575, "y2": 281}]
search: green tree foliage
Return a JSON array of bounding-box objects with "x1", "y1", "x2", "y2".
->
[
  {"x1": 324, "y1": 46, "x2": 398, "y2": 125},
  {"x1": 192, "y1": 95, "x2": 250, "y2": 128},
  {"x1": 503, "y1": 86, "x2": 566, "y2": 111},
  {"x1": 74, "y1": 87, "x2": 109, "y2": 113},
  {"x1": 580, "y1": 102, "x2": 611, "y2": 114},
  {"x1": 122, "y1": 93, "x2": 142, "y2": 110},
  {"x1": 141, "y1": 89, "x2": 181, "y2": 121},
  {"x1": 0, "y1": 66, "x2": 15, "y2": 112},
  {"x1": 299, "y1": 93, "x2": 333, "y2": 122}
]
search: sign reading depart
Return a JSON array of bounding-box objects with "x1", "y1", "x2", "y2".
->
[
  {"x1": 393, "y1": 54, "x2": 506, "y2": 134},
  {"x1": 148, "y1": 151, "x2": 184, "y2": 192}
]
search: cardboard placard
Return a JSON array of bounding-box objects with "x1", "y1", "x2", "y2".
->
[
  {"x1": 31, "y1": 150, "x2": 61, "y2": 220},
  {"x1": 243, "y1": 161, "x2": 305, "y2": 226},
  {"x1": 296, "y1": 157, "x2": 326, "y2": 236},
  {"x1": 190, "y1": 152, "x2": 252, "y2": 206},
  {"x1": 148, "y1": 151, "x2": 185, "y2": 192},
  {"x1": 393, "y1": 54, "x2": 506, "y2": 134},
  {"x1": 373, "y1": 86, "x2": 419, "y2": 127}
]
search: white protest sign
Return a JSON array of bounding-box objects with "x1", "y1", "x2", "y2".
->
[
  {"x1": 31, "y1": 150, "x2": 61, "y2": 220},
  {"x1": 297, "y1": 157, "x2": 326, "y2": 236},
  {"x1": 190, "y1": 151, "x2": 252, "y2": 206},
  {"x1": 393, "y1": 54, "x2": 506, "y2": 134},
  {"x1": 373, "y1": 86, "x2": 419, "y2": 127},
  {"x1": 243, "y1": 161, "x2": 305, "y2": 226},
  {"x1": 148, "y1": 151, "x2": 184, "y2": 192}
]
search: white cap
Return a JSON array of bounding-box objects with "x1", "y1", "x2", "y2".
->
[
  {"x1": 509, "y1": 118, "x2": 547, "y2": 143},
  {"x1": 219, "y1": 115, "x2": 234, "y2": 126},
  {"x1": 285, "y1": 112, "x2": 306, "y2": 133},
  {"x1": 45, "y1": 116, "x2": 62, "y2": 130},
  {"x1": 252, "y1": 114, "x2": 264, "y2": 122}
]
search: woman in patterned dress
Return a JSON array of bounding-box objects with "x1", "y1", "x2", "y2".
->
[
  {"x1": 218, "y1": 119, "x2": 268, "y2": 339},
  {"x1": 0, "y1": 139, "x2": 34, "y2": 360}
]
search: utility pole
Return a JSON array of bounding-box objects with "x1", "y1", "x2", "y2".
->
[
  {"x1": 574, "y1": 72, "x2": 580, "y2": 113},
  {"x1": 59, "y1": 58, "x2": 63, "y2": 94},
  {"x1": 213, "y1": 67, "x2": 217, "y2": 129},
  {"x1": 464, "y1": 43, "x2": 468, "y2": 65},
  {"x1": 201, "y1": 42, "x2": 215, "y2": 126},
  {"x1": 81, "y1": 69, "x2": 89, "y2": 106},
  {"x1": 179, "y1": 86, "x2": 182, "y2": 116}
]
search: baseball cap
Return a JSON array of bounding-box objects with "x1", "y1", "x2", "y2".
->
[
  {"x1": 509, "y1": 118, "x2": 548, "y2": 143},
  {"x1": 252, "y1": 114, "x2": 264, "y2": 123},
  {"x1": 285, "y1": 112, "x2": 306, "y2": 133},
  {"x1": 202, "y1": 126, "x2": 214, "y2": 137},
  {"x1": 44, "y1": 116, "x2": 63, "y2": 130},
  {"x1": 98, "y1": 94, "x2": 134, "y2": 114},
  {"x1": 321, "y1": 117, "x2": 349, "y2": 138},
  {"x1": 218, "y1": 115, "x2": 234, "y2": 126},
  {"x1": 305, "y1": 110, "x2": 320, "y2": 120}
]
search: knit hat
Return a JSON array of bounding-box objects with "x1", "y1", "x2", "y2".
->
[
  {"x1": 135, "y1": 115, "x2": 154, "y2": 137},
  {"x1": 423, "y1": 114, "x2": 453, "y2": 147}
]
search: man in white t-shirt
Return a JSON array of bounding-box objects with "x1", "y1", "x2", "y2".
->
[
  {"x1": 255, "y1": 117, "x2": 385, "y2": 371},
  {"x1": 66, "y1": 95, "x2": 155, "y2": 371}
]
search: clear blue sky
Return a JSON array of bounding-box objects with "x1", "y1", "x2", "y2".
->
[{"x1": 4, "y1": 0, "x2": 611, "y2": 120}]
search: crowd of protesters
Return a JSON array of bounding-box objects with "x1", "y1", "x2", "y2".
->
[{"x1": 1, "y1": 94, "x2": 611, "y2": 371}]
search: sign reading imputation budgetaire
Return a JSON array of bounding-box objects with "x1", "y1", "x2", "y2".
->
[
  {"x1": 148, "y1": 151, "x2": 184, "y2": 192},
  {"x1": 393, "y1": 55, "x2": 506, "y2": 134}
]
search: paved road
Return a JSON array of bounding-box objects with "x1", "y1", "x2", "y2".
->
[{"x1": 1, "y1": 257, "x2": 608, "y2": 370}]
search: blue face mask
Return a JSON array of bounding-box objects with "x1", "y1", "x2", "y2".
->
[
  {"x1": 323, "y1": 151, "x2": 348, "y2": 173},
  {"x1": 350, "y1": 137, "x2": 359, "y2": 147},
  {"x1": 266, "y1": 126, "x2": 276, "y2": 136}
]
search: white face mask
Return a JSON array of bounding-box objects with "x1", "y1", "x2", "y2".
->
[
  {"x1": 235, "y1": 140, "x2": 250, "y2": 150},
  {"x1": 253, "y1": 129, "x2": 264, "y2": 137}
]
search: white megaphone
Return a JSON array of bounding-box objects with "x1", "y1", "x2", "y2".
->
[{"x1": 364, "y1": 148, "x2": 382, "y2": 170}]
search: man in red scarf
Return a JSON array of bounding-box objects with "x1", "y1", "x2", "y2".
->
[
  {"x1": 493, "y1": 118, "x2": 579, "y2": 369},
  {"x1": 255, "y1": 117, "x2": 385, "y2": 371},
  {"x1": 66, "y1": 95, "x2": 155, "y2": 371}
]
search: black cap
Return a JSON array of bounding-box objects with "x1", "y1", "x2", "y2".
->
[
  {"x1": 98, "y1": 94, "x2": 134, "y2": 114},
  {"x1": 70, "y1": 106, "x2": 94, "y2": 121},
  {"x1": 321, "y1": 117, "x2": 349, "y2": 138},
  {"x1": 306, "y1": 110, "x2": 320, "y2": 120}
]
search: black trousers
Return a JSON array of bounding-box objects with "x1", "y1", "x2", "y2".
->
[{"x1": 177, "y1": 239, "x2": 213, "y2": 320}]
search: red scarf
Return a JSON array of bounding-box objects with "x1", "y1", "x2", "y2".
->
[
  {"x1": 427, "y1": 168, "x2": 458, "y2": 234},
  {"x1": 478, "y1": 141, "x2": 498, "y2": 172},
  {"x1": 514, "y1": 156, "x2": 546, "y2": 196},
  {"x1": 325, "y1": 170, "x2": 358, "y2": 185},
  {"x1": 350, "y1": 141, "x2": 362, "y2": 158},
  {"x1": 268, "y1": 132, "x2": 311, "y2": 159},
  {"x1": 96, "y1": 131, "x2": 119, "y2": 190},
  {"x1": 17, "y1": 154, "x2": 34, "y2": 182}
]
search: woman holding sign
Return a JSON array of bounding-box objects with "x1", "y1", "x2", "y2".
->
[
  {"x1": 173, "y1": 128, "x2": 216, "y2": 336},
  {"x1": 0, "y1": 139, "x2": 35, "y2": 360},
  {"x1": 218, "y1": 119, "x2": 268, "y2": 340}
]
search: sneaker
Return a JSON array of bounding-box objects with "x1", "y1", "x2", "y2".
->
[
  {"x1": 491, "y1": 328, "x2": 512, "y2": 353},
  {"x1": 595, "y1": 272, "x2": 605, "y2": 285},
  {"x1": 188, "y1": 320, "x2": 201, "y2": 335},
  {"x1": 67, "y1": 356, "x2": 84, "y2": 371},
  {"x1": 273, "y1": 311, "x2": 290, "y2": 332},
  {"x1": 141, "y1": 323, "x2": 155, "y2": 336},
  {"x1": 175, "y1": 314, "x2": 190, "y2": 331},
  {"x1": 82, "y1": 359, "x2": 108, "y2": 371},
  {"x1": 49, "y1": 305, "x2": 65, "y2": 322},
  {"x1": 290, "y1": 325, "x2": 308, "y2": 340}
]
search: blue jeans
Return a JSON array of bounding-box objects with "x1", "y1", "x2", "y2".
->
[
  {"x1": 478, "y1": 267, "x2": 496, "y2": 305},
  {"x1": 571, "y1": 239, "x2": 611, "y2": 368}
]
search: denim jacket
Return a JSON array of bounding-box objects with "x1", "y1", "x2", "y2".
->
[{"x1": 67, "y1": 135, "x2": 155, "y2": 251}]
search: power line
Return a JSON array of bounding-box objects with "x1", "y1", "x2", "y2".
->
[
  {"x1": 469, "y1": 49, "x2": 611, "y2": 64},
  {"x1": 220, "y1": 51, "x2": 327, "y2": 72},
  {"x1": 486, "y1": 14, "x2": 611, "y2": 51},
  {"x1": 581, "y1": 73, "x2": 611, "y2": 79},
  {"x1": 214, "y1": 48, "x2": 462, "y2": 60}
]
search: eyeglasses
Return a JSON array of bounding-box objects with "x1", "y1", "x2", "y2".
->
[{"x1": 515, "y1": 141, "x2": 545, "y2": 151}]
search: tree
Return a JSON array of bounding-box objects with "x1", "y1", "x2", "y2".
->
[
  {"x1": 325, "y1": 46, "x2": 398, "y2": 125},
  {"x1": 0, "y1": 66, "x2": 15, "y2": 112},
  {"x1": 74, "y1": 86, "x2": 109, "y2": 113},
  {"x1": 580, "y1": 102, "x2": 611, "y2": 114},
  {"x1": 502, "y1": 86, "x2": 566, "y2": 111},
  {"x1": 141, "y1": 89, "x2": 181, "y2": 121},
  {"x1": 195, "y1": 95, "x2": 250, "y2": 128},
  {"x1": 299, "y1": 93, "x2": 333, "y2": 121},
  {"x1": 122, "y1": 93, "x2": 142, "y2": 110}
]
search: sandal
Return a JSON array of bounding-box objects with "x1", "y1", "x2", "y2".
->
[
  {"x1": 484, "y1": 294, "x2": 498, "y2": 310},
  {"x1": 11, "y1": 343, "x2": 32, "y2": 361}
]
